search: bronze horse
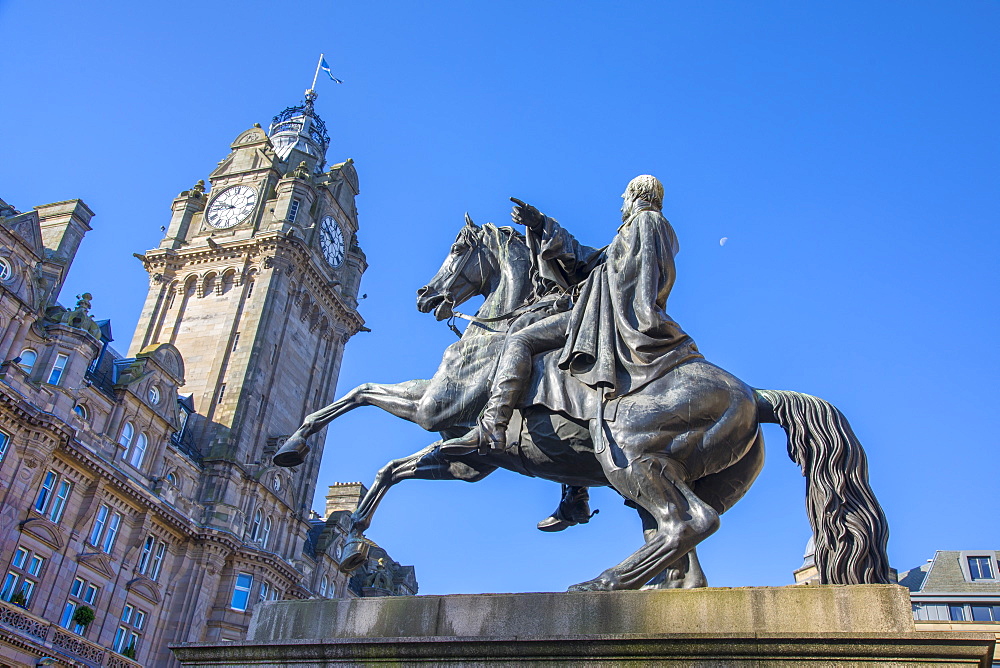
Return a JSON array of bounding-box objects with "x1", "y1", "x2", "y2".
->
[{"x1": 274, "y1": 218, "x2": 889, "y2": 591}]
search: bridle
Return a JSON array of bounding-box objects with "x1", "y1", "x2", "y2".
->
[{"x1": 436, "y1": 227, "x2": 530, "y2": 338}]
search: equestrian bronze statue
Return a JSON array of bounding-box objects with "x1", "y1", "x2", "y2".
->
[{"x1": 274, "y1": 175, "x2": 890, "y2": 591}]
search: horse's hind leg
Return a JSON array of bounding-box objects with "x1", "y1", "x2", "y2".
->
[
  {"x1": 274, "y1": 380, "x2": 431, "y2": 466},
  {"x1": 633, "y1": 505, "x2": 707, "y2": 589},
  {"x1": 570, "y1": 454, "x2": 720, "y2": 591}
]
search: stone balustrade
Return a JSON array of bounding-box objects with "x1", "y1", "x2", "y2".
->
[{"x1": 0, "y1": 599, "x2": 142, "y2": 668}]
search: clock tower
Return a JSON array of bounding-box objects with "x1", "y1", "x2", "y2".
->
[{"x1": 129, "y1": 90, "x2": 367, "y2": 639}]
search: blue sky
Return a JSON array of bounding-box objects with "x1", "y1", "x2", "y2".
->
[{"x1": 1, "y1": 2, "x2": 997, "y2": 595}]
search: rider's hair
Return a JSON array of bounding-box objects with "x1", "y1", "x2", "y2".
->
[{"x1": 625, "y1": 175, "x2": 664, "y2": 210}]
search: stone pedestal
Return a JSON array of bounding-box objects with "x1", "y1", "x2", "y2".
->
[{"x1": 171, "y1": 585, "x2": 995, "y2": 667}]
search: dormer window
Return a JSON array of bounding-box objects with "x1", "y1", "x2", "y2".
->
[
  {"x1": 73, "y1": 404, "x2": 88, "y2": 422},
  {"x1": 969, "y1": 556, "x2": 995, "y2": 581}
]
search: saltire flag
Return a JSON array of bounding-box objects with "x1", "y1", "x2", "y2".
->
[{"x1": 320, "y1": 57, "x2": 343, "y2": 84}]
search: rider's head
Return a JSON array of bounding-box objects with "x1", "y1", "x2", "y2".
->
[{"x1": 621, "y1": 175, "x2": 664, "y2": 220}]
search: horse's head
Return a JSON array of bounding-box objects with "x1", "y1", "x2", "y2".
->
[{"x1": 417, "y1": 214, "x2": 495, "y2": 321}]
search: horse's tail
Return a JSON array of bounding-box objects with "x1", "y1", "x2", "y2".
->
[{"x1": 755, "y1": 389, "x2": 890, "y2": 585}]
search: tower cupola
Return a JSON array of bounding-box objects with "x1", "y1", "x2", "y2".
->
[{"x1": 269, "y1": 89, "x2": 330, "y2": 169}]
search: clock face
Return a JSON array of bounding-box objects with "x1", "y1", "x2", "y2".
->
[
  {"x1": 319, "y1": 215, "x2": 345, "y2": 267},
  {"x1": 205, "y1": 184, "x2": 258, "y2": 229}
]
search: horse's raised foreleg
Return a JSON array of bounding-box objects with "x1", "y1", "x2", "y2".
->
[
  {"x1": 570, "y1": 454, "x2": 720, "y2": 591},
  {"x1": 273, "y1": 380, "x2": 431, "y2": 467},
  {"x1": 339, "y1": 446, "x2": 499, "y2": 571}
]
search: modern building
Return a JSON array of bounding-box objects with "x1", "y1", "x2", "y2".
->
[
  {"x1": 899, "y1": 550, "x2": 1000, "y2": 641},
  {"x1": 0, "y1": 92, "x2": 416, "y2": 668},
  {"x1": 794, "y1": 541, "x2": 999, "y2": 644}
]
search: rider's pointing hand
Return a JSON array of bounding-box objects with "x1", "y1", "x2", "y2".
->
[{"x1": 510, "y1": 197, "x2": 545, "y2": 232}]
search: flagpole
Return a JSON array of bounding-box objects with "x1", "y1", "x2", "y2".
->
[{"x1": 310, "y1": 53, "x2": 324, "y2": 92}]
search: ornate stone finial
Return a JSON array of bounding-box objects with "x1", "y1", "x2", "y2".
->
[
  {"x1": 76, "y1": 293, "x2": 93, "y2": 314},
  {"x1": 253, "y1": 122, "x2": 262, "y2": 128},
  {"x1": 287, "y1": 161, "x2": 310, "y2": 180},
  {"x1": 192, "y1": 179, "x2": 206, "y2": 198}
]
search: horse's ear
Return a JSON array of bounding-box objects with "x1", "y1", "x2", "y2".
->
[{"x1": 464, "y1": 213, "x2": 478, "y2": 228}]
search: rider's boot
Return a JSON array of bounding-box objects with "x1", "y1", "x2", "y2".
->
[
  {"x1": 438, "y1": 402, "x2": 514, "y2": 455},
  {"x1": 438, "y1": 345, "x2": 529, "y2": 456},
  {"x1": 537, "y1": 485, "x2": 596, "y2": 532}
]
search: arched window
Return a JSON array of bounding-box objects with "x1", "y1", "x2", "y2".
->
[
  {"x1": 118, "y1": 422, "x2": 134, "y2": 449},
  {"x1": 261, "y1": 516, "x2": 272, "y2": 549},
  {"x1": 18, "y1": 349, "x2": 36, "y2": 374},
  {"x1": 148, "y1": 385, "x2": 160, "y2": 405},
  {"x1": 0, "y1": 257, "x2": 12, "y2": 281},
  {"x1": 250, "y1": 509, "x2": 262, "y2": 541},
  {"x1": 165, "y1": 472, "x2": 177, "y2": 487},
  {"x1": 73, "y1": 404, "x2": 88, "y2": 421},
  {"x1": 319, "y1": 575, "x2": 328, "y2": 597},
  {"x1": 128, "y1": 433, "x2": 148, "y2": 468}
]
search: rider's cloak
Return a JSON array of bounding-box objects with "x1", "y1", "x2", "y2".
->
[{"x1": 527, "y1": 205, "x2": 702, "y2": 411}]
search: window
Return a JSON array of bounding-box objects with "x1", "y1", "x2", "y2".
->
[
  {"x1": 261, "y1": 516, "x2": 272, "y2": 549},
  {"x1": 288, "y1": 199, "x2": 301, "y2": 222},
  {"x1": 148, "y1": 541, "x2": 166, "y2": 581},
  {"x1": 88, "y1": 505, "x2": 109, "y2": 545},
  {"x1": 165, "y1": 472, "x2": 177, "y2": 486},
  {"x1": 73, "y1": 404, "x2": 88, "y2": 421},
  {"x1": 113, "y1": 625, "x2": 140, "y2": 656},
  {"x1": 118, "y1": 422, "x2": 135, "y2": 449},
  {"x1": 34, "y1": 471, "x2": 72, "y2": 523},
  {"x1": 128, "y1": 432, "x2": 148, "y2": 468},
  {"x1": 258, "y1": 581, "x2": 270, "y2": 603},
  {"x1": 217, "y1": 383, "x2": 227, "y2": 402},
  {"x1": 949, "y1": 604, "x2": 966, "y2": 621},
  {"x1": 1, "y1": 546, "x2": 43, "y2": 608},
  {"x1": 968, "y1": 556, "x2": 995, "y2": 581},
  {"x1": 148, "y1": 385, "x2": 160, "y2": 405},
  {"x1": 272, "y1": 474, "x2": 281, "y2": 492},
  {"x1": 250, "y1": 508, "x2": 262, "y2": 541},
  {"x1": 49, "y1": 479, "x2": 72, "y2": 523},
  {"x1": 137, "y1": 536, "x2": 154, "y2": 574},
  {"x1": 232, "y1": 332, "x2": 240, "y2": 351},
  {"x1": 117, "y1": 603, "x2": 150, "y2": 655},
  {"x1": 0, "y1": 429, "x2": 8, "y2": 464},
  {"x1": 88, "y1": 504, "x2": 123, "y2": 554},
  {"x1": 47, "y1": 353, "x2": 69, "y2": 385},
  {"x1": 60, "y1": 577, "x2": 99, "y2": 634},
  {"x1": 102, "y1": 512, "x2": 122, "y2": 553},
  {"x1": 0, "y1": 257, "x2": 12, "y2": 281},
  {"x1": 17, "y1": 349, "x2": 36, "y2": 374},
  {"x1": 246, "y1": 281, "x2": 255, "y2": 299},
  {"x1": 319, "y1": 575, "x2": 328, "y2": 597},
  {"x1": 230, "y1": 573, "x2": 253, "y2": 611},
  {"x1": 971, "y1": 605, "x2": 995, "y2": 622},
  {"x1": 35, "y1": 470, "x2": 57, "y2": 512}
]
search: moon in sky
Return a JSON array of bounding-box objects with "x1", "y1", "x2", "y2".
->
[{"x1": 719, "y1": 237, "x2": 728, "y2": 246}]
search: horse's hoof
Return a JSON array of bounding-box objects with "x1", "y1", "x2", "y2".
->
[
  {"x1": 273, "y1": 437, "x2": 309, "y2": 467},
  {"x1": 567, "y1": 577, "x2": 614, "y2": 592},
  {"x1": 338, "y1": 535, "x2": 372, "y2": 573}
]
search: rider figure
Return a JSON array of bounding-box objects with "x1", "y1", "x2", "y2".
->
[{"x1": 441, "y1": 174, "x2": 701, "y2": 460}]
